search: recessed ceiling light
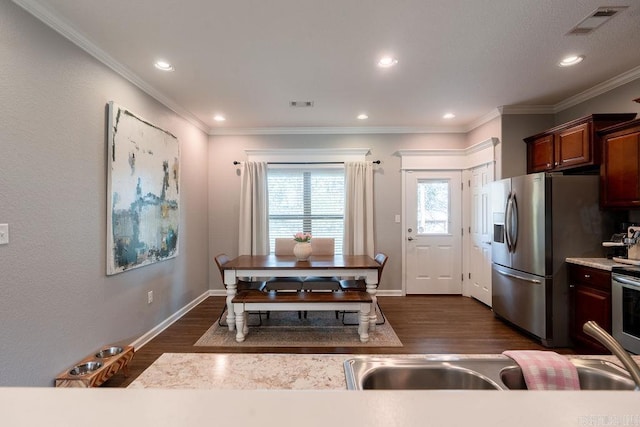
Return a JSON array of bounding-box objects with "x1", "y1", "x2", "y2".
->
[
  {"x1": 443, "y1": 113, "x2": 456, "y2": 119},
  {"x1": 154, "y1": 60, "x2": 174, "y2": 71},
  {"x1": 559, "y1": 55, "x2": 585, "y2": 67},
  {"x1": 213, "y1": 115, "x2": 226, "y2": 122},
  {"x1": 357, "y1": 113, "x2": 369, "y2": 120},
  {"x1": 377, "y1": 56, "x2": 398, "y2": 68}
]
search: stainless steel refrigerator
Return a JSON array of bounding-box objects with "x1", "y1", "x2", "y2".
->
[{"x1": 491, "y1": 172, "x2": 605, "y2": 347}]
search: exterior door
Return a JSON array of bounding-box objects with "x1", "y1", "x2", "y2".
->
[
  {"x1": 405, "y1": 171, "x2": 462, "y2": 294},
  {"x1": 468, "y1": 164, "x2": 493, "y2": 306}
]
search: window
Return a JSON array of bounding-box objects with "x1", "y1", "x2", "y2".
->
[
  {"x1": 416, "y1": 179, "x2": 450, "y2": 234},
  {"x1": 268, "y1": 166, "x2": 344, "y2": 253}
]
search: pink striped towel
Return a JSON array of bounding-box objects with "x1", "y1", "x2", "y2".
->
[{"x1": 502, "y1": 350, "x2": 580, "y2": 390}]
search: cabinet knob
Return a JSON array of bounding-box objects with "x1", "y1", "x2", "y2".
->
[
  {"x1": 584, "y1": 274, "x2": 590, "y2": 279},
  {"x1": 546, "y1": 163, "x2": 551, "y2": 168},
  {"x1": 555, "y1": 161, "x2": 559, "y2": 166}
]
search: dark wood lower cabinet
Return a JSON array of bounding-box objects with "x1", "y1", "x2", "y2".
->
[{"x1": 568, "y1": 263, "x2": 612, "y2": 354}]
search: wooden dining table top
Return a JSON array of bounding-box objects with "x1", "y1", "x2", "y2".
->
[{"x1": 222, "y1": 254, "x2": 379, "y2": 270}]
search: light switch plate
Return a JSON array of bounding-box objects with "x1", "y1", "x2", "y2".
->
[{"x1": 0, "y1": 224, "x2": 8, "y2": 245}]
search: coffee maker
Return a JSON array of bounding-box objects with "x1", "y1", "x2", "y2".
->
[{"x1": 603, "y1": 222, "x2": 639, "y2": 259}]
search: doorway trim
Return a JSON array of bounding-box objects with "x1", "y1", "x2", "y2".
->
[{"x1": 397, "y1": 138, "x2": 498, "y2": 295}]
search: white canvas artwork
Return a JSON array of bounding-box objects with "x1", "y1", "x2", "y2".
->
[{"x1": 106, "y1": 102, "x2": 180, "y2": 275}]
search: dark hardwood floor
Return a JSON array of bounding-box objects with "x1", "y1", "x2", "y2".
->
[{"x1": 104, "y1": 295, "x2": 576, "y2": 387}]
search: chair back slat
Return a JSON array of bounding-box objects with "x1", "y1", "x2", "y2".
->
[
  {"x1": 310, "y1": 238, "x2": 335, "y2": 256},
  {"x1": 274, "y1": 238, "x2": 297, "y2": 255}
]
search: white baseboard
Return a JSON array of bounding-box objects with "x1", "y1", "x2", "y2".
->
[
  {"x1": 132, "y1": 288, "x2": 403, "y2": 350},
  {"x1": 376, "y1": 290, "x2": 403, "y2": 297},
  {"x1": 130, "y1": 290, "x2": 211, "y2": 350}
]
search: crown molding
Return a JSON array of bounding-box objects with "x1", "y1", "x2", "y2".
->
[
  {"x1": 553, "y1": 65, "x2": 640, "y2": 113},
  {"x1": 13, "y1": 0, "x2": 209, "y2": 133},
  {"x1": 465, "y1": 108, "x2": 502, "y2": 130},
  {"x1": 498, "y1": 105, "x2": 555, "y2": 115},
  {"x1": 209, "y1": 125, "x2": 467, "y2": 136}
]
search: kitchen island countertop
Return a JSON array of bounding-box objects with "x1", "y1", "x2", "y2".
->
[{"x1": 5, "y1": 352, "x2": 640, "y2": 427}]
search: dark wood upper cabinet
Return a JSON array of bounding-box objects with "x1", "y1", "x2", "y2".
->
[
  {"x1": 600, "y1": 118, "x2": 640, "y2": 208},
  {"x1": 524, "y1": 113, "x2": 636, "y2": 174}
]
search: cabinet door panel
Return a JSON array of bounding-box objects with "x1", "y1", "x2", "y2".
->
[
  {"x1": 573, "y1": 286, "x2": 611, "y2": 352},
  {"x1": 527, "y1": 135, "x2": 553, "y2": 173},
  {"x1": 602, "y1": 132, "x2": 640, "y2": 207},
  {"x1": 555, "y1": 123, "x2": 590, "y2": 169}
]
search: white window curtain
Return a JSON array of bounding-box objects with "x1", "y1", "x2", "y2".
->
[
  {"x1": 343, "y1": 161, "x2": 374, "y2": 257},
  {"x1": 238, "y1": 161, "x2": 270, "y2": 255}
]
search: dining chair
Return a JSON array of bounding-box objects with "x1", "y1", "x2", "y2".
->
[
  {"x1": 214, "y1": 253, "x2": 265, "y2": 326},
  {"x1": 263, "y1": 238, "x2": 304, "y2": 292},
  {"x1": 339, "y1": 252, "x2": 388, "y2": 325},
  {"x1": 302, "y1": 237, "x2": 341, "y2": 291}
]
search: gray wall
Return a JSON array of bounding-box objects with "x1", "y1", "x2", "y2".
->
[
  {"x1": 0, "y1": 2, "x2": 209, "y2": 386},
  {"x1": 556, "y1": 78, "x2": 640, "y2": 124},
  {"x1": 208, "y1": 133, "x2": 468, "y2": 294}
]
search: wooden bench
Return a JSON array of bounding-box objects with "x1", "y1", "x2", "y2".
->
[{"x1": 232, "y1": 290, "x2": 372, "y2": 343}]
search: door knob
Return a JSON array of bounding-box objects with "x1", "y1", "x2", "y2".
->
[{"x1": 408, "y1": 237, "x2": 414, "y2": 241}]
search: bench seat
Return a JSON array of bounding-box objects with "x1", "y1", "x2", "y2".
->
[{"x1": 232, "y1": 290, "x2": 372, "y2": 343}]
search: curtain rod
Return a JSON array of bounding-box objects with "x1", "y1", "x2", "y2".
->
[{"x1": 233, "y1": 160, "x2": 380, "y2": 165}]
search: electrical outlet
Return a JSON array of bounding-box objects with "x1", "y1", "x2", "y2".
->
[
  {"x1": 0, "y1": 224, "x2": 8, "y2": 245},
  {"x1": 147, "y1": 291, "x2": 153, "y2": 304}
]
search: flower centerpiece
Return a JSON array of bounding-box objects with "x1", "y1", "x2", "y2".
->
[
  {"x1": 292, "y1": 232, "x2": 312, "y2": 261},
  {"x1": 293, "y1": 232, "x2": 312, "y2": 243}
]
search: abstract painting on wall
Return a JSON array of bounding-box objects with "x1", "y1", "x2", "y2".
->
[{"x1": 106, "y1": 102, "x2": 180, "y2": 275}]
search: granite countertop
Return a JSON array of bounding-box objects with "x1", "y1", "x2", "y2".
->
[
  {"x1": 566, "y1": 257, "x2": 625, "y2": 271},
  {"x1": 128, "y1": 353, "x2": 640, "y2": 390},
  {"x1": 6, "y1": 353, "x2": 640, "y2": 427}
]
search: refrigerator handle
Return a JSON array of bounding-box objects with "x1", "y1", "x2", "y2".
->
[
  {"x1": 495, "y1": 268, "x2": 542, "y2": 284},
  {"x1": 511, "y1": 193, "x2": 518, "y2": 251},
  {"x1": 505, "y1": 193, "x2": 513, "y2": 252}
]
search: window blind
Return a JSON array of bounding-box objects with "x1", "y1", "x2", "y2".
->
[{"x1": 268, "y1": 167, "x2": 344, "y2": 254}]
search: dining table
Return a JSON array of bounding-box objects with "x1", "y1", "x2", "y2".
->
[{"x1": 221, "y1": 254, "x2": 380, "y2": 332}]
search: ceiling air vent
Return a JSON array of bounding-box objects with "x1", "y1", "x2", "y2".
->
[
  {"x1": 290, "y1": 101, "x2": 314, "y2": 108},
  {"x1": 567, "y1": 6, "x2": 628, "y2": 35}
]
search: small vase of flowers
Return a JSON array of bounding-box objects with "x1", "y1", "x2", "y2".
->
[{"x1": 293, "y1": 232, "x2": 312, "y2": 261}]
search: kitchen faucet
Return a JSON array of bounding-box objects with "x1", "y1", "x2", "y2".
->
[{"x1": 583, "y1": 321, "x2": 640, "y2": 390}]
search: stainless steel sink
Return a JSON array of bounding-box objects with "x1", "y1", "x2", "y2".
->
[
  {"x1": 344, "y1": 356, "x2": 636, "y2": 391},
  {"x1": 500, "y1": 358, "x2": 635, "y2": 390},
  {"x1": 344, "y1": 357, "x2": 509, "y2": 390}
]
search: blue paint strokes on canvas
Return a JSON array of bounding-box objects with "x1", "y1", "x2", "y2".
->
[{"x1": 111, "y1": 176, "x2": 179, "y2": 270}]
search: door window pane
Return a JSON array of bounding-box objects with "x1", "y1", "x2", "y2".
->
[{"x1": 416, "y1": 179, "x2": 449, "y2": 234}]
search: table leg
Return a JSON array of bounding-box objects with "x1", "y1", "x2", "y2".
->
[
  {"x1": 234, "y1": 303, "x2": 246, "y2": 342},
  {"x1": 358, "y1": 303, "x2": 371, "y2": 343},
  {"x1": 224, "y1": 276, "x2": 237, "y2": 332},
  {"x1": 366, "y1": 281, "x2": 378, "y2": 332}
]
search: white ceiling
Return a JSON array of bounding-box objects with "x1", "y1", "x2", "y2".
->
[{"x1": 15, "y1": 0, "x2": 640, "y2": 134}]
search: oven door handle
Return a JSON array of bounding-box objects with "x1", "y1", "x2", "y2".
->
[{"x1": 613, "y1": 275, "x2": 640, "y2": 288}]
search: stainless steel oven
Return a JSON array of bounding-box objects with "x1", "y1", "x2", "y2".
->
[{"x1": 612, "y1": 267, "x2": 640, "y2": 355}]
